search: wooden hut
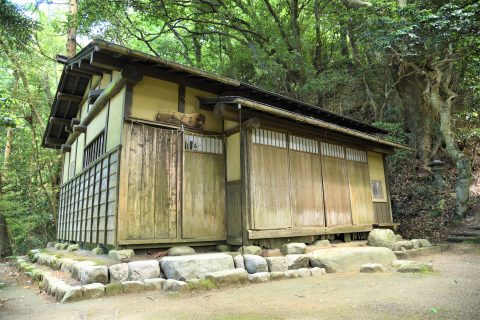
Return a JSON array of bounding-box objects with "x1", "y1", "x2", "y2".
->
[{"x1": 43, "y1": 40, "x2": 409, "y2": 249}]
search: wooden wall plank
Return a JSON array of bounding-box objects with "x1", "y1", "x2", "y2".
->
[
  {"x1": 321, "y1": 156, "x2": 352, "y2": 226},
  {"x1": 373, "y1": 202, "x2": 391, "y2": 224},
  {"x1": 347, "y1": 161, "x2": 375, "y2": 224},
  {"x1": 182, "y1": 151, "x2": 225, "y2": 239},
  {"x1": 289, "y1": 150, "x2": 325, "y2": 227},
  {"x1": 250, "y1": 143, "x2": 291, "y2": 229},
  {"x1": 226, "y1": 181, "x2": 242, "y2": 244},
  {"x1": 121, "y1": 123, "x2": 178, "y2": 241}
]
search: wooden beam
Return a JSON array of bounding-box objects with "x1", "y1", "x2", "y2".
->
[
  {"x1": 45, "y1": 137, "x2": 65, "y2": 146},
  {"x1": 49, "y1": 117, "x2": 71, "y2": 125},
  {"x1": 60, "y1": 144, "x2": 72, "y2": 152},
  {"x1": 70, "y1": 118, "x2": 81, "y2": 127},
  {"x1": 65, "y1": 69, "x2": 91, "y2": 79},
  {"x1": 78, "y1": 60, "x2": 112, "y2": 74},
  {"x1": 248, "y1": 225, "x2": 373, "y2": 240},
  {"x1": 71, "y1": 65, "x2": 102, "y2": 77},
  {"x1": 89, "y1": 51, "x2": 126, "y2": 71},
  {"x1": 73, "y1": 124, "x2": 87, "y2": 133},
  {"x1": 57, "y1": 92, "x2": 83, "y2": 103},
  {"x1": 224, "y1": 118, "x2": 260, "y2": 137},
  {"x1": 88, "y1": 89, "x2": 104, "y2": 104},
  {"x1": 178, "y1": 84, "x2": 185, "y2": 113},
  {"x1": 56, "y1": 55, "x2": 68, "y2": 64}
]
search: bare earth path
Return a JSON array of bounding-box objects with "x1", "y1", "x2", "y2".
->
[{"x1": 1, "y1": 243, "x2": 479, "y2": 320}]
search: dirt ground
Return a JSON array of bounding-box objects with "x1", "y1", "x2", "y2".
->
[{"x1": 1, "y1": 243, "x2": 479, "y2": 320}]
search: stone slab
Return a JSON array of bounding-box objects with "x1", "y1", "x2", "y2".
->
[
  {"x1": 122, "y1": 281, "x2": 145, "y2": 294},
  {"x1": 281, "y1": 243, "x2": 307, "y2": 255},
  {"x1": 248, "y1": 272, "x2": 270, "y2": 283},
  {"x1": 309, "y1": 247, "x2": 396, "y2": 273},
  {"x1": 205, "y1": 268, "x2": 248, "y2": 285},
  {"x1": 128, "y1": 260, "x2": 161, "y2": 281},
  {"x1": 265, "y1": 257, "x2": 288, "y2": 272},
  {"x1": 160, "y1": 253, "x2": 234, "y2": 280},
  {"x1": 82, "y1": 283, "x2": 105, "y2": 299}
]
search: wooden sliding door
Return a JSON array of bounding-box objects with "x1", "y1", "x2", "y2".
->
[
  {"x1": 320, "y1": 142, "x2": 352, "y2": 227},
  {"x1": 120, "y1": 123, "x2": 178, "y2": 241},
  {"x1": 182, "y1": 132, "x2": 225, "y2": 240}
]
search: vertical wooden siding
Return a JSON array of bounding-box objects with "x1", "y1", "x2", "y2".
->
[
  {"x1": 57, "y1": 149, "x2": 119, "y2": 245},
  {"x1": 250, "y1": 143, "x2": 291, "y2": 229},
  {"x1": 182, "y1": 150, "x2": 226, "y2": 239},
  {"x1": 289, "y1": 150, "x2": 325, "y2": 227},
  {"x1": 373, "y1": 202, "x2": 391, "y2": 224},
  {"x1": 347, "y1": 161, "x2": 374, "y2": 224},
  {"x1": 120, "y1": 123, "x2": 178, "y2": 241},
  {"x1": 321, "y1": 156, "x2": 352, "y2": 226},
  {"x1": 226, "y1": 181, "x2": 242, "y2": 244}
]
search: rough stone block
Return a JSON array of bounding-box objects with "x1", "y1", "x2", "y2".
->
[
  {"x1": 233, "y1": 255, "x2": 245, "y2": 269},
  {"x1": 82, "y1": 283, "x2": 105, "y2": 299},
  {"x1": 398, "y1": 262, "x2": 433, "y2": 273},
  {"x1": 237, "y1": 245, "x2": 262, "y2": 255},
  {"x1": 281, "y1": 243, "x2": 307, "y2": 255},
  {"x1": 392, "y1": 260, "x2": 415, "y2": 268},
  {"x1": 309, "y1": 247, "x2": 396, "y2": 273},
  {"x1": 162, "y1": 279, "x2": 177, "y2": 291},
  {"x1": 393, "y1": 240, "x2": 413, "y2": 251},
  {"x1": 122, "y1": 280, "x2": 145, "y2": 294},
  {"x1": 205, "y1": 268, "x2": 248, "y2": 285},
  {"x1": 109, "y1": 263, "x2": 129, "y2": 283},
  {"x1": 411, "y1": 239, "x2": 432, "y2": 248},
  {"x1": 172, "y1": 280, "x2": 189, "y2": 292},
  {"x1": 394, "y1": 246, "x2": 441, "y2": 259},
  {"x1": 71, "y1": 261, "x2": 96, "y2": 280},
  {"x1": 286, "y1": 254, "x2": 310, "y2": 270},
  {"x1": 144, "y1": 278, "x2": 165, "y2": 291},
  {"x1": 312, "y1": 240, "x2": 331, "y2": 248},
  {"x1": 48, "y1": 280, "x2": 65, "y2": 296},
  {"x1": 108, "y1": 249, "x2": 135, "y2": 261},
  {"x1": 360, "y1": 263, "x2": 386, "y2": 273},
  {"x1": 79, "y1": 265, "x2": 109, "y2": 285},
  {"x1": 265, "y1": 256, "x2": 288, "y2": 272},
  {"x1": 128, "y1": 260, "x2": 161, "y2": 281},
  {"x1": 61, "y1": 286, "x2": 83, "y2": 303},
  {"x1": 270, "y1": 271, "x2": 288, "y2": 280},
  {"x1": 285, "y1": 270, "x2": 299, "y2": 278},
  {"x1": 67, "y1": 244, "x2": 79, "y2": 251},
  {"x1": 55, "y1": 282, "x2": 71, "y2": 302},
  {"x1": 59, "y1": 258, "x2": 76, "y2": 274},
  {"x1": 244, "y1": 254, "x2": 268, "y2": 274},
  {"x1": 367, "y1": 229, "x2": 396, "y2": 250},
  {"x1": 310, "y1": 267, "x2": 326, "y2": 276},
  {"x1": 105, "y1": 283, "x2": 123, "y2": 296},
  {"x1": 91, "y1": 247, "x2": 104, "y2": 255},
  {"x1": 167, "y1": 246, "x2": 196, "y2": 256},
  {"x1": 160, "y1": 253, "x2": 234, "y2": 280},
  {"x1": 395, "y1": 234, "x2": 403, "y2": 242},
  {"x1": 297, "y1": 268, "x2": 312, "y2": 278},
  {"x1": 248, "y1": 272, "x2": 270, "y2": 283}
]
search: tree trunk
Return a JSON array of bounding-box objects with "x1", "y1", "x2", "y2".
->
[
  {"x1": 66, "y1": 0, "x2": 78, "y2": 57},
  {"x1": 0, "y1": 128, "x2": 13, "y2": 258}
]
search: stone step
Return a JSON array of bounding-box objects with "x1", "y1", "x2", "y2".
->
[
  {"x1": 452, "y1": 231, "x2": 480, "y2": 237},
  {"x1": 447, "y1": 236, "x2": 480, "y2": 243}
]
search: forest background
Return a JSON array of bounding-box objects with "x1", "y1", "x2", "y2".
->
[{"x1": 0, "y1": 0, "x2": 478, "y2": 255}]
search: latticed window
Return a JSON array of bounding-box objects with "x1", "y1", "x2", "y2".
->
[
  {"x1": 252, "y1": 128, "x2": 287, "y2": 148},
  {"x1": 184, "y1": 133, "x2": 223, "y2": 154},
  {"x1": 320, "y1": 142, "x2": 345, "y2": 158},
  {"x1": 371, "y1": 180, "x2": 384, "y2": 199},
  {"x1": 346, "y1": 148, "x2": 367, "y2": 162},
  {"x1": 289, "y1": 135, "x2": 318, "y2": 154},
  {"x1": 83, "y1": 131, "x2": 106, "y2": 168}
]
